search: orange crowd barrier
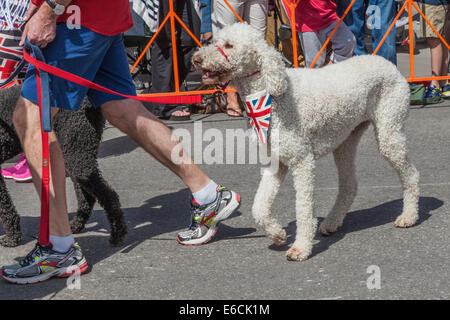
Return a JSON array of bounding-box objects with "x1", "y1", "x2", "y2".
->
[
  {"x1": 298, "y1": 0, "x2": 450, "y2": 82},
  {"x1": 373, "y1": 0, "x2": 450, "y2": 83},
  {"x1": 131, "y1": 0, "x2": 238, "y2": 99},
  {"x1": 131, "y1": 0, "x2": 450, "y2": 100}
]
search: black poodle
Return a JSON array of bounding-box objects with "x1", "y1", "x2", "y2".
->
[{"x1": 0, "y1": 85, "x2": 127, "y2": 247}]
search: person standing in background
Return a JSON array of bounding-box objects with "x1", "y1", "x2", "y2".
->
[
  {"x1": 283, "y1": 0, "x2": 356, "y2": 68},
  {"x1": 138, "y1": 0, "x2": 202, "y2": 121},
  {"x1": 200, "y1": 0, "x2": 213, "y2": 44},
  {"x1": 416, "y1": 0, "x2": 450, "y2": 104},
  {"x1": 211, "y1": 0, "x2": 268, "y2": 117},
  {"x1": 337, "y1": 0, "x2": 398, "y2": 65}
]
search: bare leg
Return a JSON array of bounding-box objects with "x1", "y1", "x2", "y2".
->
[
  {"x1": 12, "y1": 97, "x2": 71, "y2": 237},
  {"x1": 427, "y1": 37, "x2": 445, "y2": 88},
  {"x1": 101, "y1": 99, "x2": 211, "y2": 193},
  {"x1": 440, "y1": 42, "x2": 449, "y2": 87},
  {"x1": 225, "y1": 89, "x2": 242, "y2": 117}
]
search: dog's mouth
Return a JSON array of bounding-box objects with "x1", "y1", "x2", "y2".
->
[
  {"x1": 201, "y1": 68, "x2": 229, "y2": 84},
  {"x1": 202, "y1": 69, "x2": 218, "y2": 80}
]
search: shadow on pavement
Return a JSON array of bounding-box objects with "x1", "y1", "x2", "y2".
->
[
  {"x1": 268, "y1": 196, "x2": 444, "y2": 257},
  {"x1": 0, "y1": 188, "x2": 255, "y2": 299},
  {"x1": 98, "y1": 135, "x2": 139, "y2": 159}
]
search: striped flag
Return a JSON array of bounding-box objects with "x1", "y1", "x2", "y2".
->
[
  {"x1": 244, "y1": 91, "x2": 273, "y2": 144},
  {"x1": 0, "y1": 0, "x2": 29, "y2": 86}
]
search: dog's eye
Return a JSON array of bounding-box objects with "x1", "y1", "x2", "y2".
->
[{"x1": 223, "y1": 42, "x2": 233, "y2": 49}]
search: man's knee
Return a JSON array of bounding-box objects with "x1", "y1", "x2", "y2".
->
[
  {"x1": 12, "y1": 97, "x2": 59, "y2": 136},
  {"x1": 12, "y1": 96, "x2": 33, "y2": 134},
  {"x1": 102, "y1": 99, "x2": 156, "y2": 131}
]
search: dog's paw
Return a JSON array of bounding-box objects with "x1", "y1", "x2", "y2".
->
[
  {"x1": 319, "y1": 220, "x2": 339, "y2": 236},
  {"x1": 109, "y1": 224, "x2": 128, "y2": 247},
  {"x1": 0, "y1": 234, "x2": 22, "y2": 247},
  {"x1": 70, "y1": 217, "x2": 86, "y2": 234},
  {"x1": 394, "y1": 214, "x2": 418, "y2": 228},
  {"x1": 286, "y1": 247, "x2": 310, "y2": 262},
  {"x1": 270, "y1": 229, "x2": 287, "y2": 246}
]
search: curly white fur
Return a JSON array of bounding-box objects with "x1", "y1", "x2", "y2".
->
[{"x1": 193, "y1": 23, "x2": 420, "y2": 261}]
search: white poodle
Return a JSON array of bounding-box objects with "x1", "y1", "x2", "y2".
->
[{"x1": 193, "y1": 23, "x2": 419, "y2": 261}]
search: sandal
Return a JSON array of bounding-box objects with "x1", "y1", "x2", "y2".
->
[
  {"x1": 169, "y1": 105, "x2": 191, "y2": 121},
  {"x1": 226, "y1": 106, "x2": 243, "y2": 117}
]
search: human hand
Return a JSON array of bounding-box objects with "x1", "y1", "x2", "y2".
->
[
  {"x1": 23, "y1": 2, "x2": 39, "y2": 23},
  {"x1": 20, "y1": 4, "x2": 57, "y2": 48}
]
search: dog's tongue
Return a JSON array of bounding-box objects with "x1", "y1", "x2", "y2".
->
[{"x1": 202, "y1": 70, "x2": 217, "y2": 79}]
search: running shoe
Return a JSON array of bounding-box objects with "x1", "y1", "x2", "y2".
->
[
  {"x1": 176, "y1": 186, "x2": 240, "y2": 246},
  {"x1": 1, "y1": 242, "x2": 88, "y2": 284},
  {"x1": 12, "y1": 159, "x2": 32, "y2": 182},
  {"x1": 440, "y1": 84, "x2": 450, "y2": 99},
  {"x1": 422, "y1": 85, "x2": 443, "y2": 105},
  {"x1": 1, "y1": 154, "x2": 26, "y2": 179}
]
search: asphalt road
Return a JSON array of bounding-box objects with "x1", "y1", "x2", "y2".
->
[{"x1": 0, "y1": 48, "x2": 448, "y2": 300}]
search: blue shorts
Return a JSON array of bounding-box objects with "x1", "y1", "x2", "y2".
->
[{"x1": 21, "y1": 24, "x2": 137, "y2": 111}]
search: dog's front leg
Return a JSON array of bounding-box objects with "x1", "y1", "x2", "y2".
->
[
  {"x1": 252, "y1": 163, "x2": 288, "y2": 245},
  {"x1": 287, "y1": 155, "x2": 317, "y2": 261},
  {"x1": 0, "y1": 175, "x2": 22, "y2": 247}
]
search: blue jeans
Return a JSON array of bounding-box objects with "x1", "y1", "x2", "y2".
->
[
  {"x1": 337, "y1": 0, "x2": 397, "y2": 65},
  {"x1": 200, "y1": 0, "x2": 212, "y2": 34}
]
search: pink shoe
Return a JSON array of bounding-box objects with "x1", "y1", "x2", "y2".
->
[
  {"x1": 12, "y1": 157, "x2": 32, "y2": 183},
  {"x1": 2, "y1": 154, "x2": 27, "y2": 179}
]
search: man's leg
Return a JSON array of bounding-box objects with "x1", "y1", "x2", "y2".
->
[
  {"x1": 441, "y1": 46, "x2": 449, "y2": 87},
  {"x1": 423, "y1": 4, "x2": 450, "y2": 94},
  {"x1": 12, "y1": 97, "x2": 71, "y2": 238},
  {"x1": 428, "y1": 37, "x2": 445, "y2": 88},
  {"x1": 2, "y1": 96, "x2": 87, "y2": 284},
  {"x1": 100, "y1": 98, "x2": 241, "y2": 246},
  {"x1": 101, "y1": 98, "x2": 210, "y2": 193},
  {"x1": 91, "y1": 31, "x2": 240, "y2": 245},
  {"x1": 145, "y1": 40, "x2": 175, "y2": 118}
]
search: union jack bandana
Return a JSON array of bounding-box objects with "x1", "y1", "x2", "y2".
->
[
  {"x1": 244, "y1": 90, "x2": 273, "y2": 144},
  {"x1": 0, "y1": 30, "x2": 27, "y2": 86},
  {"x1": 0, "y1": 0, "x2": 28, "y2": 31},
  {"x1": 0, "y1": 0, "x2": 29, "y2": 87}
]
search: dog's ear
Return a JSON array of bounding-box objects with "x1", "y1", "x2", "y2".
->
[{"x1": 257, "y1": 43, "x2": 287, "y2": 97}]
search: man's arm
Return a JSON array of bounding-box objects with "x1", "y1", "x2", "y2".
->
[{"x1": 20, "y1": 0, "x2": 73, "y2": 48}]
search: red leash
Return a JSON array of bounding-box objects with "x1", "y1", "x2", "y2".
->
[
  {"x1": 23, "y1": 50, "x2": 202, "y2": 105},
  {"x1": 36, "y1": 68, "x2": 50, "y2": 246},
  {"x1": 23, "y1": 46, "x2": 202, "y2": 246}
]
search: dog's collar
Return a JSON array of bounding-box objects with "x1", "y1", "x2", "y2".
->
[{"x1": 215, "y1": 44, "x2": 260, "y2": 90}]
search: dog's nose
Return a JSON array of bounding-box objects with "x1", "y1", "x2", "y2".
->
[{"x1": 192, "y1": 55, "x2": 203, "y2": 66}]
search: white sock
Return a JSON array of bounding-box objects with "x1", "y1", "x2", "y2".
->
[
  {"x1": 193, "y1": 180, "x2": 219, "y2": 206},
  {"x1": 50, "y1": 234, "x2": 74, "y2": 253}
]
